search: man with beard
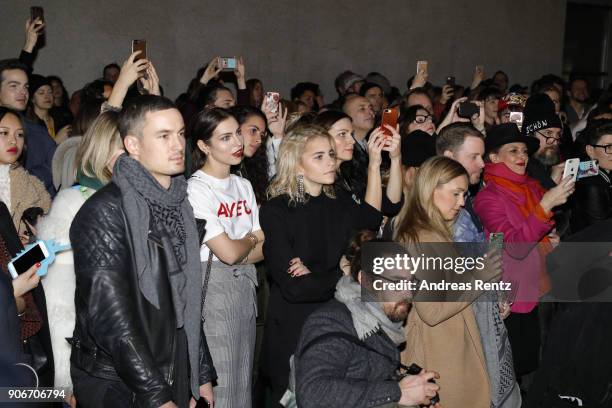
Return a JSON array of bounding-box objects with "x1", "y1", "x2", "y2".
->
[
  {"x1": 294, "y1": 235, "x2": 440, "y2": 408},
  {"x1": 522, "y1": 93, "x2": 564, "y2": 190}
]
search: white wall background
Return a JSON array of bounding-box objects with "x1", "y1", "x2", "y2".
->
[{"x1": 0, "y1": 0, "x2": 567, "y2": 101}]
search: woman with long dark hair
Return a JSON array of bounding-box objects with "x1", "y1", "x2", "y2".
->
[{"x1": 187, "y1": 108, "x2": 264, "y2": 407}]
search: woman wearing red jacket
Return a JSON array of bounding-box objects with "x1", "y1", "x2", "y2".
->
[{"x1": 474, "y1": 123, "x2": 574, "y2": 382}]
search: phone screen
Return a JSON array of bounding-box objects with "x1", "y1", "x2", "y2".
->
[
  {"x1": 12, "y1": 244, "x2": 46, "y2": 275},
  {"x1": 132, "y1": 40, "x2": 147, "y2": 61}
]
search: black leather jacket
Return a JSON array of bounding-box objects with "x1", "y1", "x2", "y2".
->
[
  {"x1": 69, "y1": 183, "x2": 215, "y2": 407},
  {"x1": 571, "y1": 169, "x2": 612, "y2": 233}
]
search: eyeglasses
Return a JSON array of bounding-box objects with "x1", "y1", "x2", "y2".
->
[
  {"x1": 414, "y1": 114, "x2": 433, "y2": 124},
  {"x1": 592, "y1": 144, "x2": 612, "y2": 154},
  {"x1": 536, "y1": 130, "x2": 561, "y2": 145}
]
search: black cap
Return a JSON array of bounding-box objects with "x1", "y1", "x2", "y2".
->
[
  {"x1": 401, "y1": 130, "x2": 436, "y2": 167},
  {"x1": 522, "y1": 93, "x2": 562, "y2": 135},
  {"x1": 485, "y1": 123, "x2": 539, "y2": 155}
]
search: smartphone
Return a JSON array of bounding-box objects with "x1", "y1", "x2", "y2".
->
[
  {"x1": 8, "y1": 241, "x2": 49, "y2": 279},
  {"x1": 446, "y1": 76, "x2": 455, "y2": 88},
  {"x1": 380, "y1": 107, "x2": 399, "y2": 136},
  {"x1": 416, "y1": 60, "x2": 428, "y2": 75},
  {"x1": 508, "y1": 111, "x2": 524, "y2": 130},
  {"x1": 264, "y1": 92, "x2": 280, "y2": 114},
  {"x1": 132, "y1": 39, "x2": 147, "y2": 61},
  {"x1": 457, "y1": 102, "x2": 479, "y2": 118},
  {"x1": 563, "y1": 158, "x2": 580, "y2": 181},
  {"x1": 220, "y1": 57, "x2": 237, "y2": 70},
  {"x1": 577, "y1": 159, "x2": 599, "y2": 179},
  {"x1": 30, "y1": 6, "x2": 44, "y2": 24},
  {"x1": 489, "y1": 232, "x2": 504, "y2": 250}
]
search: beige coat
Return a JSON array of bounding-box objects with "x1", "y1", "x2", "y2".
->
[
  {"x1": 400, "y1": 231, "x2": 491, "y2": 408},
  {"x1": 10, "y1": 166, "x2": 51, "y2": 234}
]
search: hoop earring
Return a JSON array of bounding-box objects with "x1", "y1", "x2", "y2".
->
[{"x1": 296, "y1": 174, "x2": 305, "y2": 203}]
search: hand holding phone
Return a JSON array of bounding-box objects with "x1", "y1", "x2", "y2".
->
[
  {"x1": 264, "y1": 92, "x2": 280, "y2": 114},
  {"x1": 8, "y1": 241, "x2": 50, "y2": 279},
  {"x1": 562, "y1": 158, "x2": 580, "y2": 181},
  {"x1": 457, "y1": 102, "x2": 479, "y2": 119},
  {"x1": 220, "y1": 57, "x2": 237, "y2": 70},
  {"x1": 11, "y1": 264, "x2": 41, "y2": 297}
]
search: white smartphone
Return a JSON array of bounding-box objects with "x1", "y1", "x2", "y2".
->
[
  {"x1": 264, "y1": 92, "x2": 280, "y2": 113},
  {"x1": 416, "y1": 60, "x2": 428, "y2": 75},
  {"x1": 8, "y1": 241, "x2": 49, "y2": 279},
  {"x1": 562, "y1": 158, "x2": 580, "y2": 181}
]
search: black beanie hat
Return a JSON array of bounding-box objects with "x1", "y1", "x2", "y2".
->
[
  {"x1": 401, "y1": 130, "x2": 436, "y2": 167},
  {"x1": 28, "y1": 74, "x2": 52, "y2": 98},
  {"x1": 522, "y1": 93, "x2": 562, "y2": 136}
]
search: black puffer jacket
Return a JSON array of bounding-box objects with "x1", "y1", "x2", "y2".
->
[
  {"x1": 69, "y1": 183, "x2": 215, "y2": 407},
  {"x1": 295, "y1": 299, "x2": 402, "y2": 408}
]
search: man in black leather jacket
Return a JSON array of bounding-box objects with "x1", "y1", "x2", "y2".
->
[{"x1": 69, "y1": 96, "x2": 215, "y2": 407}]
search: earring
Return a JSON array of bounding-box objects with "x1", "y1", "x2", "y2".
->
[{"x1": 296, "y1": 174, "x2": 305, "y2": 203}]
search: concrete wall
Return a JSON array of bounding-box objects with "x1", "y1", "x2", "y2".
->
[{"x1": 0, "y1": 0, "x2": 567, "y2": 101}]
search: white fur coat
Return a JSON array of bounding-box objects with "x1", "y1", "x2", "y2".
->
[{"x1": 37, "y1": 187, "x2": 88, "y2": 392}]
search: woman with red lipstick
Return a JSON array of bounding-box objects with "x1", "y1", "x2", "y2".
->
[
  {"x1": 0, "y1": 107, "x2": 50, "y2": 236},
  {"x1": 187, "y1": 108, "x2": 264, "y2": 408},
  {"x1": 474, "y1": 123, "x2": 575, "y2": 384},
  {"x1": 229, "y1": 105, "x2": 270, "y2": 204},
  {"x1": 259, "y1": 124, "x2": 383, "y2": 406}
]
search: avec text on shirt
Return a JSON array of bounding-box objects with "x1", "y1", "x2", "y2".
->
[{"x1": 217, "y1": 200, "x2": 252, "y2": 218}]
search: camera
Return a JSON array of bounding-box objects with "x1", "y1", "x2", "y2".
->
[{"x1": 400, "y1": 363, "x2": 440, "y2": 406}]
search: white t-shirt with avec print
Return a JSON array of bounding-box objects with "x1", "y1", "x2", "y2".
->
[{"x1": 187, "y1": 170, "x2": 261, "y2": 262}]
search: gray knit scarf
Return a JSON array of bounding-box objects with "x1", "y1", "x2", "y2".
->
[
  {"x1": 335, "y1": 275, "x2": 405, "y2": 345},
  {"x1": 112, "y1": 154, "x2": 202, "y2": 398}
]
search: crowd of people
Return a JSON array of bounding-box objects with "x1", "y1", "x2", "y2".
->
[{"x1": 1, "y1": 11, "x2": 612, "y2": 408}]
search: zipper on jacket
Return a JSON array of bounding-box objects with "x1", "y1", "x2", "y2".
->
[{"x1": 167, "y1": 326, "x2": 177, "y2": 386}]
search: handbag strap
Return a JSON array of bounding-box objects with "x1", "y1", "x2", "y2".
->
[{"x1": 202, "y1": 248, "x2": 213, "y2": 307}]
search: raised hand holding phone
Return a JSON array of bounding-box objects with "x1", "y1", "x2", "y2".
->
[
  {"x1": 200, "y1": 57, "x2": 223, "y2": 85},
  {"x1": 380, "y1": 107, "x2": 399, "y2": 136},
  {"x1": 411, "y1": 60, "x2": 429, "y2": 89},
  {"x1": 23, "y1": 11, "x2": 45, "y2": 53}
]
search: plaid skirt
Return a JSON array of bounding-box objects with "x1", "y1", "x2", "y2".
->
[{"x1": 202, "y1": 261, "x2": 257, "y2": 408}]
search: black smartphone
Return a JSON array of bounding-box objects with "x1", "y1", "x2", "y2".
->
[
  {"x1": 30, "y1": 6, "x2": 44, "y2": 24},
  {"x1": 132, "y1": 39, "x2": 147, "y2": 61},
  {"x1": 446, "y1": 76, "x2": 455, "y2": 88},
  {"x1": 458, "y1": 102, "x2": 479, "y2": 118}
]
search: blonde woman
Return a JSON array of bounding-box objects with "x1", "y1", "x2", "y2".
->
[
  {"x1": 259, "y1": 124, "x2": 383, "y2": 406},
  {"x1": 37, "y1": 111, "x2": 124, "y2": 404},
  {"x1": 393, "y1": 156, "x2": 498, "y2": 408}
]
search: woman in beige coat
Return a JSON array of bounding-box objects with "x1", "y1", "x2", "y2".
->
[
  {"x1": 392, "y1": 156, "x2": 493, "y2": 408},
  {"x1": 0, "y1": 108, "x2": 50, "y2": 238}
]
